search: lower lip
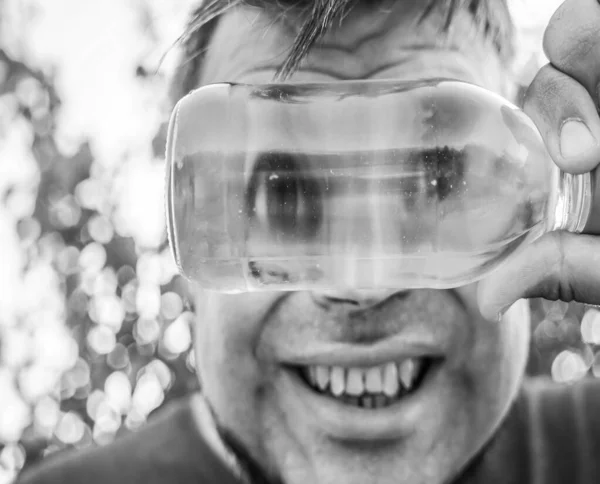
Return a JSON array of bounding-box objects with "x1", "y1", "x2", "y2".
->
[{"x1": 280, "y1": 360, "x2": 443, "y2": 441}]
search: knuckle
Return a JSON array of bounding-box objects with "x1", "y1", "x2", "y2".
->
[
  {"x1": 548, "y1": 231, "x2": 576, "y2": 302},
  {"x1": 543, "y1": 0, "x2": 600, "y2": 70},
  {"x1": 522, "y1": 65, "x2": 560, "y2": 116},
  {"x1": 552, "y1": 231, "x2": 567, "y2": 276}
]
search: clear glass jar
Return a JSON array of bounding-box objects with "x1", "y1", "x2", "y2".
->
[{"x1": 165, "y1": 79, "x2": 593, "y2": 292}]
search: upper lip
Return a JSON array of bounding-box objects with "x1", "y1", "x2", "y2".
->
[
  {"x1": 281, "y1": 335, "x2": 445, "y2": 368},
  {"x1": 266, "y1": 289, "x2": 462, "y2": 368}
]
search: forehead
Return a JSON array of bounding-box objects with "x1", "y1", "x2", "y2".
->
[{"x1": 198, "y1": 2, "x2": 504, "y2": 89}]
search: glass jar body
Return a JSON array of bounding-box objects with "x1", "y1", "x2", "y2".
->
[{"x1": 166, "y1": 79, "x2": 591, "y2": 292}]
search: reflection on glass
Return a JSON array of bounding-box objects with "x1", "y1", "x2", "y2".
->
[{"x1": 166, "y1": 79, "x2": 584, "y2": 292}]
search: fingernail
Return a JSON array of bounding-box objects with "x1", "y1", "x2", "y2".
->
[{"x1": 560, "y1": 119, "x2": 598, "y2": 159}]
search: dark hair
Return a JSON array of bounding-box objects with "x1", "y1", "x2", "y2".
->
[{"x1": 169, "y1": 0, "x2": 514, "y2": 103}]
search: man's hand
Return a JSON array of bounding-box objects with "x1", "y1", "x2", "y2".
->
[{"x1": 478, "y1": 0, "x2": 600, "y2": 320}]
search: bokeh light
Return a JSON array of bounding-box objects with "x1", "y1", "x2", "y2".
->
[
  {"x1": 87, "y1": 326, "x2": 117, "y2": 355},
  {"x1": 163, "y1": 313, "x2": 192, "y2": 355},
  {"x1": 136, "y1": 283, "x2": 162, "y2": 319},
  {"x1": 160, "y1": 292, "x2": 184, "y2": 321},
  {"x1": 33, "y1": 397, "x2": 60, "y2": 435},
  {"x1": 105, "y1": 371, "x2": 132, "y2": 415},
  {"x1": 581, "y1": 309, "x2": 600, "y2": 345},
  {"x1": 79, "y1": 242, "x2": 107, "y2": 274},
  {"x1": 54, "y1": 412, "x2": 85, "y2": 445},
  {"x1": 0, "y1": 444, "x2": 26, "y2": 484},
  {"x1": 88, "y1": 215, "x2": 114, "y2": 244},
  {"x1": 18, "y1": 366, "x2": 61, "y2": 403},
  {"x1": 552, "y1": 351, "x2": 587, "y2": 383},
  {"x1": 0, "y1": 369, "x2": 30, "y2": 444},
  {"x1": 132, "y1": 371, "x2": 165, "y2": 417},
  {"x1": 134, "y1": 318, "x2": 161, "y2": 345}
]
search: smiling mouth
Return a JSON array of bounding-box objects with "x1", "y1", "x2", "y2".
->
[{"x1": 294, "y1": 357, "x2": 437, "y2": 410}]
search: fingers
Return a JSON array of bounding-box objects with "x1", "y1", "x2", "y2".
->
[
  {"x1": 484, "y1": 0, "x2": 600, "y2": 318},
  {"x1": 523, "y1": 64, "x2": 600, "y2": 173},
  {"x1": 478, "y1": 231, "x2": 600, "y2": 321},
  {"x1": 543, "y1": 0, "x2": 600, "y2": 103},
  {"x1": 524, "y1": 0, "x2": 600, "y2": 173}
]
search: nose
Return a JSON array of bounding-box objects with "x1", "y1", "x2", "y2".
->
[{"x1": 310, "y1": 288, "x2": 411, "y2": 310}]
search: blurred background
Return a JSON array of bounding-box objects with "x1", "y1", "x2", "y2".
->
[{"x1": 0, "y1": 0, "x2": 598, "y2": 482}]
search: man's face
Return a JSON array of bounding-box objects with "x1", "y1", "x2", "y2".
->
[{"x1": 192, "y1": 4, "x2": 531, "y2": 484}]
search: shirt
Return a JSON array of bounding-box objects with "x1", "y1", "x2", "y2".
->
[{"x1": 16, "y1": 377, "x2": 600, "y2": 484}]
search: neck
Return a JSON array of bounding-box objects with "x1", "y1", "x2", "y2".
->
[{"x1": 190, "y1": 393, "x2": 283, "y2": 484}]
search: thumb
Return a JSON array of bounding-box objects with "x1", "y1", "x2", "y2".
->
[{"x1": 478, "y1": 231, "x2": 600, "y2": 320}]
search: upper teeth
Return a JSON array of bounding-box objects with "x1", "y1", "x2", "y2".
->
[{"x1": 305, "y1": 359, "x2": 423, "y2": 398}]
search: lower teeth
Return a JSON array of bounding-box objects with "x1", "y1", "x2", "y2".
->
[
  {"x1": 343, "y1": 394, "x2": 397, "y2": 409},
  {"x1": 301, "y1": 378, "x2": 413, "y2": 409}
]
